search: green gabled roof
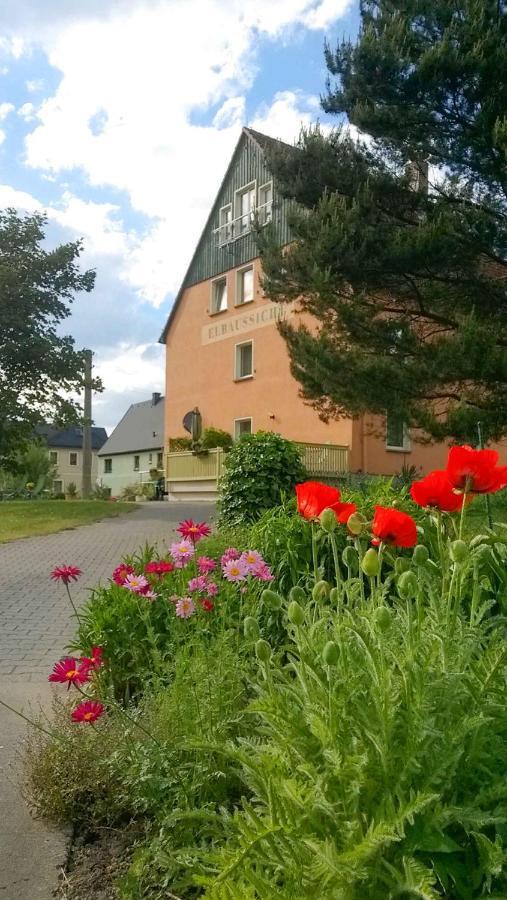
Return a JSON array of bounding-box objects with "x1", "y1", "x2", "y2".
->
[{"x1": 159, "y1": 126, "x2": 292, "y2": 343}]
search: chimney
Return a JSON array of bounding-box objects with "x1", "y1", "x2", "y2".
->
[{"x1": 152, "y1": 392, "x2": 161, "y2": 406}]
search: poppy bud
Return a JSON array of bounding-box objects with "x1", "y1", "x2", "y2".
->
[
  {"x1": 289, "y1": 586, "x2": 307, "y2": 604},
  {"x1": 329, "y1": 587, "x2": 340, "y2": 605},
  {"x1": 261, "y1": 589, "x2": 283, "y2": 610},
  {"x1": 342, "y1": 545, "x2": 358, "y2": 570},
  {"x1": 450, "y1": 540, "x2": 468, "y2": 564},
  {"x1": 373, "y1": 606, "x2": 392, "y2": 631},
  {"x1": 288, "y1": 601, "x2": 305, "y2": 626},
  {"x1": 255, "y1": 639, "x2": 272, "y2": 663},
  {"x1": 412, "y1": 544, "x2": 429, "y2": 566},
  {"x1": 322, "y1": 641, "x2": 340, "y2": 666},
  {"x1": 394, "y1": 557, "x2": 411, "y2": 575},
  {"x1": 244, "y1": 616, "x2": 260, "y2": 640},
  {"x1": 312, "y1": 580, "x2": 330, "y2": 602},
  {"x1": 347, "y1": 512, "x2": 367, "y2": 536},
  {"x1": 361, "y1": 548, "x2": 380, "y2": 577},
  {"x1": 397, "y1": 570, "x2": 418, "y2": 599},
  {"x1": 319, "y1": 507, "x2": 336, "y2": 533}
]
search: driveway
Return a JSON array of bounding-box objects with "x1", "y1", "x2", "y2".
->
[{"x1": 0, "y1": 501, "x2": 215, "y2": 898}]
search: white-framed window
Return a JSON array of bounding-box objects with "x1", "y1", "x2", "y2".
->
[
  {"x1": 258, "y1": 181, "x2": 273, "y2": 225},
  {"x1": 218, "y1": 204, "x2": 232, "y2": 245},
  {"x1": 236, "y1": 266, "x2": 254, "y2": 305},
  {"x1": 49, "y1": 450, "x2": 58, "y2": 465},
  {"x1": 210, "y1": 276, "x2": 228, "y2": 314},
  {"x1": 234, "y1": 182, "x2": 256, "y2": 235},
  {"x1": 234, "y1": 418, "x2": 252, "y2": 439},
  {"x1": 386, "y1": 414, "x2": 411, "y2": 451},
  {"x1": 52, "y1": 479, "x2": 63, "y2": 494},
  {"x1": 69, "y1": 451, "x2": 78, "y2": 466},
  {"x1": 104, "y1": 458, "x2": 112, "y2": 474},
  {"x1": 133, "y1": 455, "x2": 140, "y2": 471},
  {"x1": 234, "y1": 340, "x2": 254, "y2": 380}
]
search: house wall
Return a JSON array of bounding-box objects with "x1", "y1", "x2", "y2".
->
[
  {"x1": 49, "y1": 448, "x2": 100, "y2": 494},
  {"x1": 165, "y1": 257, "x2": 354, "y2": 451},
  {"x1": 98, "y1": 449, "x2": 163, "y2": 496}
]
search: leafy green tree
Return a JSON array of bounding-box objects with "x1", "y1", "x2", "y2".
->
[
  {"x1": 259, "y1": 0, "x2": 507, "y2": 442},
  {"x1": 0, "y1": 209, "x2": 100, "y2": 468}
]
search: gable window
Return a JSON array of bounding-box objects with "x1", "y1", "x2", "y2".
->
[
  {"x1": 211, "y1": 276, "x2": 228, "y2": 314},
  {"x1": 218, "y1": 204, "x2": 232, "y2": 245},
  {"x1": 258, "y1": 181, "x2": 273, "y2": 225},
  {"x1": 235, "y1": 341, "x2": 253, "y2": 380},
  {"x1": 133, "y1": 455, "x2": 140, "y2": 471},
  {"x1": 104, "y1": 458, "x2": 112, "y2": 474},
  {"x1": 49, "y1": 451, "x2": 58, "y2": 465},
  {"x1": 69, "y1": 452, "x2": 78, "y2": 466},
  {"x1": 236, "y1": 266, "x2": 254, "y2": 305},
  {"x1": 386, "y1": 413, "x2": 410, "y2": 451},
  {"x1": 235, "y1": 182, "x2": 256, "y2": 235},
  {"x1": 234, "y1": 418, "x2": 252, "y2": 439}
]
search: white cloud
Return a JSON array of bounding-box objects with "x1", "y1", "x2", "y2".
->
[
  {"x1": 18, "y1": 101, "x2": 36, "y2": 121},
  {"x1": 25, "y1": 77, "x2": 44, "y2": 91},
  {"x1": 0, "y1": 101, "x2": 14, "y2": 120}
]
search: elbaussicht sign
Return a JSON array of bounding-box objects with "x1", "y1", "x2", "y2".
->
[{"x1": 202, "y1": 302, "x2": 295, "y2": 345}]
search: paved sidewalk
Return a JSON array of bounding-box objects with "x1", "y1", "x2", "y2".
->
[{"x1": 0, "y1": 501, "x2": 214, "y2": 899}]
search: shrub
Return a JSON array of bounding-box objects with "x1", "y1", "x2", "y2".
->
[
  {"x1": 167, "y1": 436, "x2": 192, "y2": 451},
  {"x1": 66, "y1": 481, "x2": 78, "y2": 498},
  {"x1": 201, "y1": 427, "x2": 233, "y2": 451},
  {"x1": 92, "y1": 482, "x2": 111, "y2": 500},
  {"x1": 218, "y1": 432, "x2": 307, "y2": 526}
]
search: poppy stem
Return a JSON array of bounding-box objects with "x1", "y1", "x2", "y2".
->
[
  {"x1": 65, "y1": 583, "x2": 81, "y2": 624},
  {"x1": 458, "y1": 492, "x2": 469, "y2": 540},
  {"x1": 311, "y1": 522, "x2": 319, "y2": 582}
]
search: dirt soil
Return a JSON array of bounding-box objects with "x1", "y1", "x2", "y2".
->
[{"x1": 55, "y1": 831, "x2": 133, "y2": 900}]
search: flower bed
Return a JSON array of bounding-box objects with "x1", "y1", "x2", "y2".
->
[{"x1": 15, "y1": 446, "x2": 507, "y2": 898}]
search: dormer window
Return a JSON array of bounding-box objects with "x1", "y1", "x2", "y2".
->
[
  {"x1": 218, "y1": 204, "x2": 232, "y2": 246},
  {"x1": 258, "y1": 181, "x2": 273, "y2": 225},
  {"x1": 235, "y1": 182, "x2": 256, "y2": 235}
]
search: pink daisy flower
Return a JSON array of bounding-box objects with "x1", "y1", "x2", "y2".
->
[
  {"x1": 197, "y1": 556, "x2": 217, "y2": 574},
  {"x1": 252, "y1": 562, "x2": 274, "y2": 582},
  {"x1": 240, "y1": 550, "x2": 264, "y2": 574},
  {"x1": 188, "y1": 575, "x2": 208, "y2": 593},
  {"x1": 221, "y1": 547, "x2": 241, "y2": 566},
  {"x1": 50, "y1": 565, "x2": 82, "y2": 584},
  {"x1": 176, "y1": 519, "x2": 211, "y2": 543},
  {"x1": 175, "y1": 597, "x2": 196, "y2": 618},
  {"x1": 222, "y1": 558, "x2": 247, "y2": 582},
  {"x1": 205, "y1": 581, "x2": 218, "y2": 597},
  {"x1": 71, "y1": 700, "x2": 105, "y2": 724},
  {"x1": 79, "y1": 646, "x2": 103, "y2": 671},
  {"x1": 144, "y1": 560, "x2": 174, "y2": 577},
  {"x1": 49, "y1": 657, "x2": 90, "y2": 690},
  {"x1": 143, "y1": 589, "x2": 157, "y2": 601},
  {"x1": 170, "y1": 539, "x2": 195, "y2": 567},
  {"x1": 124, "y1": 573, "x2": 149, "y2": 593}
]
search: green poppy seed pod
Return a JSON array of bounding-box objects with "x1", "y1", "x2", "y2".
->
[
  {"x1": 261, "y1": 589, "x2": 283, "y2": 610},
  {"x1": 319, "y1": 507, "x2": 337, "y2": 533},
  {"x1": 412, "y1": 544, "x2": 429, "y2": 566},
  {"x1": 397, "y1": 570, "x2": 418, "y2": 600},
  {"x1": 255, "y1": 639, "x2": 272, "y2": 663},
  {"x1": 289, "y1": 586, "x2": 307, "y2": 604},
  {"x1": 450, "y1": 540, "x2": 468, "y2": 564},
  {"x1": 329, "y1": 587, "x2": 340, "y2": 605},
  {"x1": 373, "y1": 606, "x2": 392, "y2": 632},
  {"x1": 312, "y1": 580, "x2": 331, "y2": 602},
  {"x1": 342, "y1": 545, "x2": 358, "y2": 569},
  {"x1": 322, "y1": 641, "x2": 340, "y2": 666},
  {"x1": 288, "y1": 600, "x2": 305, "y2": 626},
  {"x1": 243, "y1": 616, "x2": 260, "y2": 641},
  {"x1": 361, "y1": 548, "x2": 380, "y2": 577},
  {"x1": 394, "y1": 557, "x2": 412, "y2": 575},
  {"x1": 347, "y1": 512, "x2": 367, "y2": 536}
]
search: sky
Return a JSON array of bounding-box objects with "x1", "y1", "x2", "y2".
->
[{"x1": 0, "y1": 0, "x2": 360, "y2": 433}]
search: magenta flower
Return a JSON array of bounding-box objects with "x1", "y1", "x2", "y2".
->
[
  {"x1": 112, "y1": 563, "x2": 134, "y2": 585},
  {"x1": 240, "y1": 550, "x2": 264, "y2": 574},
  {"x1": 143, "y1": 589, "x2": 157, "y2": 601},
  {"x1": 222, "y1": 558, "x2": 247, "y2": 582},
  {"x1": 253, "y1": 563, "x2": 274, "y2": 582},
  {"x1": 221, "y1": 547, "x2": 241, "y2": 566},
  {"x1": 188, "y1": 575, "x2": 209, "y2": 593},
  {"x1": 197, "y1": 556, "x2": 217, "y2": 574},
  {"x1": 123, "y1": 573, "x2": 149, "y2": 593},
  {"x1": 170, "y1": 539, "x2": 195, "y2": 567},
  {"x1": 175, "y1": 597, "x2": 196, "y2": 618},
  {"x1": 177, "y1": 519, "x2": 211, "y2": 543},
  {"x1": 206, "y1": 581, "x2": 218, "y2": 597},
  {"x1": 50, "y1": 565, "x2": 82, "y2": 584}
]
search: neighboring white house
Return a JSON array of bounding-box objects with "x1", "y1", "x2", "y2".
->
[
  {"x1": 97, "y1": 393, "x2": 165, "y2": 497},
  {"x1": 36, "y1": 424, "x2": 108, "y2": 495}
]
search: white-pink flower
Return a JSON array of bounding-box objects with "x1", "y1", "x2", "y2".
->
[
  {"x1": 222, "y1": 558, "x2": 247, "y2": 582},
  {"x1": 175, "y1": 596, "x2": 196, "y2": 618},
  {"x1": 124, "y1": 573, "x2": 149, "y2": 593},
  {"x1": 143, "y1": 589, "x2": 157, "y2": 601},
  {"x1": 170, "y1": 539, "x2": 195, "y2": 567},
  {"x1": 240, "y1": 550, "x2": 264, "y2": 574}
]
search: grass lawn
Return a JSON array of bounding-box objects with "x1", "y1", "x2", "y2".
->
[{"x1": 0, "y1": 500, "x2": 138, "y2": 543}]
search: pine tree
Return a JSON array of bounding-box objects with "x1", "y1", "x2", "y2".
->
[{"x1": 259, "y1": 0, "x2": 507, "y2": 442}]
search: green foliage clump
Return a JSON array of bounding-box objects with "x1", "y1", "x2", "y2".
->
[
  {"x1": 218, "y1": 432, "x2": 307, "y2": 526},
  {"x1": 167, "y1": 436, "x2": 192, "y2": 451},
  {"x1": 200, "y1": 427, "x2": 233, "y2": 451}
]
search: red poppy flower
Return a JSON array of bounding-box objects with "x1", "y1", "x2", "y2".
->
[
  {"x1": 372, "y1": 506, "x2": 417, "y2": 548},
  {"x1": 144, "y1": 560, "x2": 175, "y2": 577},
  {"x1": 112, "y1": 563, "x2": 134, "y2": 585},
  {"x1": 334, "y1": 501, "x2": 357, "y2": 524},
  {"x1": 49, "y1": 657, "x2": 90, "y2": 690},
  {"x1": 201, "y1": 598, "x2": 214, "y2": 612},
  {"x1": 410, "y1": 470, "x2": 470, "y2": 513},
  {"x1": 71, "y1": 700, "x2": 105, "y2": 724},
  {"x1": 50, "y1": 565, "x2": 82, "y2": 584},
  {"x1": 80, "y1": 646, "x2": 104, "y2": 671},
  {"x1": 177, "y1": 519, "x2": 211, "y2": 542},
  {"x1": 296, "y1": 481, "x2": 342, "y2": 520},
  {"x1": 446, "y1": 445, "x2": 507, "y2": 494}
]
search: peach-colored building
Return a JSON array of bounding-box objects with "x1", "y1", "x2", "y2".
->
[{"x1": 160, "y1": 128, "x2": 502, "y2": 479}]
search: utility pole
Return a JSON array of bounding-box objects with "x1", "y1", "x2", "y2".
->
[{"x1": 82, "y1": 349, "x2": 93, "y2": 499}]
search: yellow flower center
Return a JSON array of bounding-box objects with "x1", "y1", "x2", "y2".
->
[
  {"x1": 84, "y1": 712, "x2": 93, "y2": 720},
  {"x1": 66, "y1": 670, "x2": 78, "y2": 679}
]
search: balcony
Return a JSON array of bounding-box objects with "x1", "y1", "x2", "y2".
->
[{"x1": 213, "y1": 200, "x2": 273, "y2": 248}]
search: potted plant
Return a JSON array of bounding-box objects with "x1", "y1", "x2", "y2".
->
[{"x1": 65, "y1": 482, "x2": 78, "y2": 500}]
